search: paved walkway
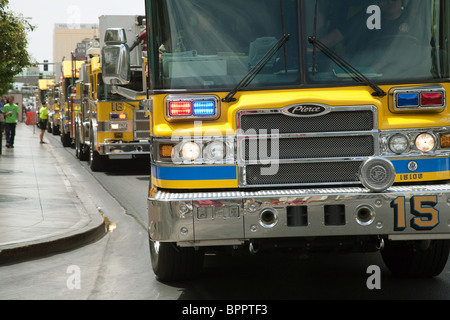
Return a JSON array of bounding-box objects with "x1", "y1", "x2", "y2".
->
[{"x1": 0, "y1": 123, "x2": 106, "y2": 264}]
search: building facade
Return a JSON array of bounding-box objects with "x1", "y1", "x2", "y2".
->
[{"x1": 53, "y1": 23, "x2": 99, "y2": 63}]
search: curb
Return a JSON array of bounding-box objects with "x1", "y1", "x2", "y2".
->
[{"x1": 0, "y1": 217, "x2": 107, "y2": 266}]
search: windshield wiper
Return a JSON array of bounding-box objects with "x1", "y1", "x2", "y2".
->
[
  {"x1": 222, "y1": 34, "x2": 290, "y2": 103},
  {"x1": 308, "y1": 36, "x2": 387, "y2": 97}
]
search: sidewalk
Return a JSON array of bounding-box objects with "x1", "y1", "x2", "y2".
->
[{"x1": 0, "y1": 123, "x2": 107, "y2": 265}]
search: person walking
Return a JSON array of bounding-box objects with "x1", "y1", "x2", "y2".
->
[
  {"x1": 39, "y1": 103, "x2": 49, "y2": 144},
  {"x1": 0, "y1": 97, "x2": 6, "y2": 133},
  {"x1": 0, "y1": 97, "x2": 4, "y2": 153},
  {"x1": 4, "y1": 96, "x2": 19, "y2": 148}
]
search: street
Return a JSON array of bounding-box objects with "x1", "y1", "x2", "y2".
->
[{"x1": 1, "y1": 130, "x2": 450, "y2": 301}]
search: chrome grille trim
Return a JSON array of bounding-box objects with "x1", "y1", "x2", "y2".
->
[
  {"x1": 134, "y1": 109, "x2": 151, "y2": 140},
  {"x1": 149, "y1": 183, "x2": 450, "y2": 202}
]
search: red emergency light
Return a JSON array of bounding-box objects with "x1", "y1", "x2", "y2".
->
[
  {"x1": 168, "y1": 101, "x2": 192, "y2": 116},
  {"x1": 421, "y1": 92, "x2": 444, "y2": 106}
]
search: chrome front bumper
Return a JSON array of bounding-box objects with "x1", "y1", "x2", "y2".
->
[
  {"x1": 148, "y1": 184, "x2": 450, "y2": 247},
  {"x1": 100, "y1": 141, "x2": 150, "y2": 158}
]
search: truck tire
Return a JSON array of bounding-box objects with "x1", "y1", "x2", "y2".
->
[
  {"x1": 89, "y1": 147, "x2": 108, "y2": 172},
  {"x1": 149, "y1": 238, "x2": 204, "y2": 282},
  {"x1": 52, "y1": 125, "x2": 60, "y2": 136},
  {"x1": 75, "y1": 130, "x2": 89, "y2": 161},
  {"x1": 61, "y1": 130, "x2": 72, "y2": 147},
  {"x1": 381, "y1": 239, "x2": 450, "y2": 278}
]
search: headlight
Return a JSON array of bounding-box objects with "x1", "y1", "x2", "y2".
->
[
  {"x1": 388, "y1": 134, "x2": 409, "y2": 154},
  {"x1": 181, "y1": 142, "x2": 201, "y2": 161},
  {"x1": 415, "y1": 133, "x2": 435, "y2": 153},
  {"x1": 203, "y1": 141, "x2": 226, "y2": 162},
  {"x1": 110, "y1": 122, "x2": 127, "y2": 130}
]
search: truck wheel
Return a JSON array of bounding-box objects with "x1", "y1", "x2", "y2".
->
[
  {"x1": 75, "y1": 130, "x2": 89, "y2": 161},
  {"x1": 79, "y1": 144, "x2": 89, "y2": 161},
  {"x1": 89, "y1": 147, "x2": 108, "y2": 172},
  {"x1": 381, "y1": 239, "x2": 450, "y2": 278},
  {"x1": 61, "y1": 130, "x2": 72, "y2": 147},
  {"x1": 75, "y1": 130, "x2": 81, "y2": 159},
  {"x1": 52, "y1": 125, "x2": 59, "y2": 136},
  {"x1": 149, "y1": 238, "x2": 204, "y2": 282}
]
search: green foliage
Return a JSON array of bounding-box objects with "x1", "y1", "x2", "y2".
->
[{"x1": 0, "y1": 0, "x2": 35, "y2": 95}]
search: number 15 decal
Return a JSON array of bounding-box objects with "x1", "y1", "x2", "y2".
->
[{"x1": 392, "y1": 196, "x2": 440, "y2": 231}]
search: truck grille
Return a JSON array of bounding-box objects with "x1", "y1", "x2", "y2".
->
[
  {"x1": 246, "y1": 161, "x2": 363, "y2": 185},
  {"x1": 239, "y1": 110, "x2": 374, "y2": 133},
  {"x1": 237, "y1": 106, "x2": 378, "y2": 187},
  {"x1": 134, "y1": 110, "x2": 151, "y2": 140},
  {"x1": 242, "y1": 135, "x2": 375, "y2": 160}
]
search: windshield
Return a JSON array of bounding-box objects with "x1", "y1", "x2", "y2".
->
[
  {"x1": 148, "y1": 0, "x2": 450, "y2": 91},
  {"x1": 308, "y1": 0, "x2": 449, "y2": 83}
]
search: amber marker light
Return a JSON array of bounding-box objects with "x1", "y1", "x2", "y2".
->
[
  {"x1": 159, "y1": 144, "x2": 174, "y2": 158},
  {"x1": 440, "y1": 134, "x2": 450, "y2": 148}
]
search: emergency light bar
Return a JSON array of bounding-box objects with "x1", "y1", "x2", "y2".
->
[
  {"x1": 166, "y1": 95, "x2": 219, "y2": 120},
  {"x1": 391, "y1": 86, "x2": 446, "y2": 113}
]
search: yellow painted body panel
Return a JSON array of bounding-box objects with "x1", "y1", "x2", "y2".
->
[
  {"x1": 150, "y1": 83, "x2": 450, "y2": 190},
  {"x1": 61, "y1": 61, "x2": 85, "y2": 78},
  {"x1": 38, "y1": 79, "x2": 54, "y2": 91},
  {"x1": 152, "y1": 177, "x2": 238, "y2": 189},
  {"x1": 152, "y1": 83, "x2": 450, "y2": 137}
]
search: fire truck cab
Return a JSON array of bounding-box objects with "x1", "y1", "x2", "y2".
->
[{"x1": 105, "y1": 0, "x2": 450, "y2": 281}]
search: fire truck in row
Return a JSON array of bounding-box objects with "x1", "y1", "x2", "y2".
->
[
  {"x1": 49, "y1": 15, "x2": 150, "y2": 172},
  {"x1": 105, "y1": 0, "x2": 450, "y2": 281}
]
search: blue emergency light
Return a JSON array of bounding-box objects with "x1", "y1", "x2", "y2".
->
[
  {"x1": 193, "y1": 100, "x2": 216, "y2": 116},
  {"x1": 397, "y1": 93, "x2": 419, "y2": 107}
]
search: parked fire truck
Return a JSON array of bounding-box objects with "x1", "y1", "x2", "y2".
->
[
  {"x1": 59, "y1": 60, "x2": 84, "y2": 147},
  {"x1": 72, "y1": 15, "x2": 150, "y2": 172},
  {"x1": 103, "y1": 0, "x2": 450, "y2": 281},
  {"x1": 47, "y1": 79, "x2": 61, "y2": 136},
  {"x1": 37, "y1": 79, "x2": 53, "y2": 106},
  {"x1": 36, "y1": 79, "x2": 54, "y2": 125}
]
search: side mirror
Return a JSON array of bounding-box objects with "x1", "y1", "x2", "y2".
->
[
  {"x1": 83, "y1": 83, "x2": 91, "y2": 96},
  {"x1": 101, "y1": 28, "x2": 131, "y2": 85}
]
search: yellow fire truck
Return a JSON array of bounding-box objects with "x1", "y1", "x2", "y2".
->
[
  {"x1": 73, "y1": 15, "x2": 150, "y2": 171},
  {"x1": 36, "y1": 79, "x2": 54, "y2": 127},
  {"x1": 47, "y1": 81, "x2": 61, "y2": 136},
  {"x1": 104, "y1": 0, "x2": 450, "y2": 281},
  {"x1": 37, "y1": 79, "x2": 53, "y2": 104},
  {"x1": 59, "y1": 60, "x2": 84, "y2": 147}
]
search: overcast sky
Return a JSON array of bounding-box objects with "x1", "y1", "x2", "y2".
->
[{"x1": 8, "y1": 0, "x2": 145, "y2": 64}]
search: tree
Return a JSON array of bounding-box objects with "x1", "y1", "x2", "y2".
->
[{"x1": 0, "y1": 0, "x2": 35, "y2": 95}]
